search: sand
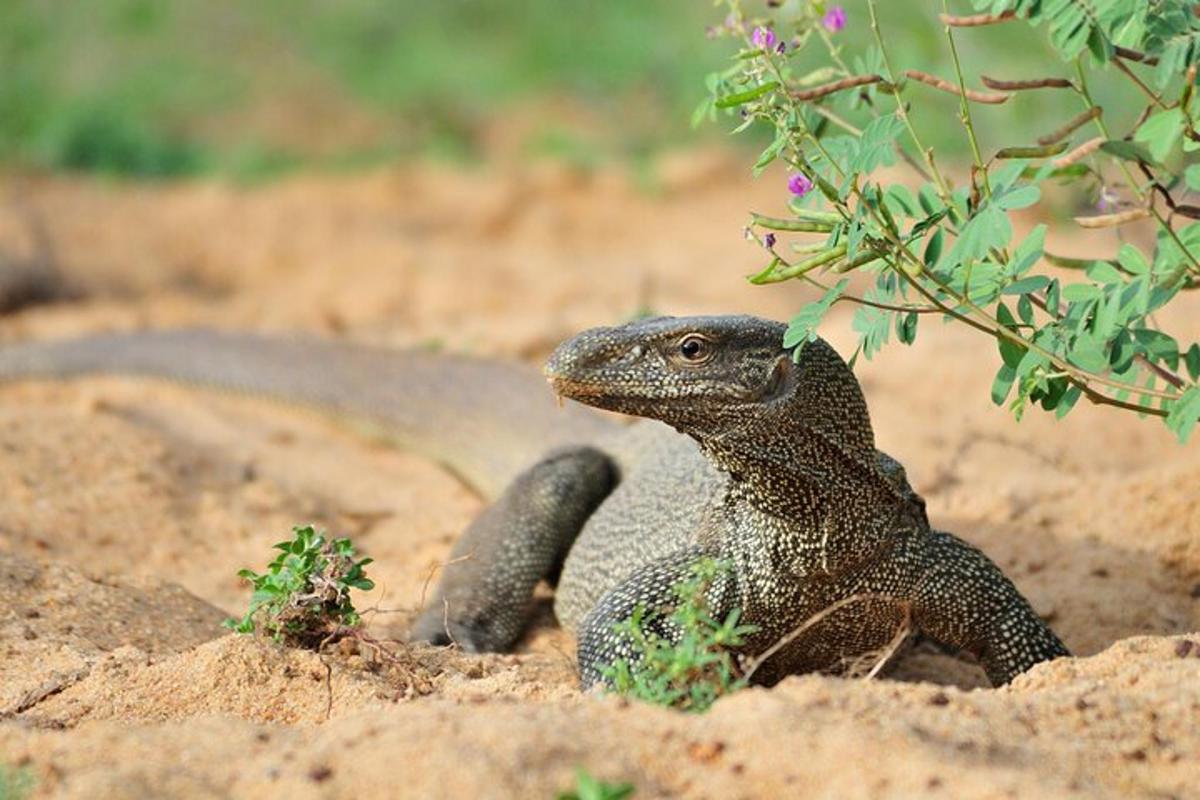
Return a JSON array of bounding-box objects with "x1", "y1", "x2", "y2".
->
[{"x1": 0, "y1": 152, "x2": 1197, "y2": 799}]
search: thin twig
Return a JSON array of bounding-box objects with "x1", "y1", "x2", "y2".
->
[
  {"x1": 866, "y1": 0, "x2": 956, "y2": 209},
  {"x1": 417, "y1": 553, "x2": 473, "y2": 612},
  {"x1": 743, "y1": 594, "x2": 887, "y2": 682},
  {"x1": 322, "y1": 657, "x2": 334, "y2": 721},
  {"x1": 1114, "y1": 46, "x2": 1159, "y2": 66},
  {"x1": 905, "y1": 69, "x2": 1010, "y2": 104},
  {"x1": 792, "y1": 74, "x2": 884, "y2": 101},
  {"x1": 981, "y1": 75, "x2": 1073, "y2": 91},
  {"x1": 1073, "y1": 207, "x2": 1151, "y2": 228},
  {"x1": 938, "y1": 10, "x2": 1016, "y2": 26},
  {"x1": 1112, "y1": 58, "x2": 1169, "y2": 109},
  {"x1": 1051, "y1": 136, "x2": 1103, "y2": 168},
  {"x1": 863, "y1": 604, "x2": 913, "y2": 680},
  {"x1": 1038, "y1": 107, "x2": 1102, "y2": 145}
]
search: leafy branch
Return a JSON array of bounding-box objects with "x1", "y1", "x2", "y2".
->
[{"x1": 699, "y1": 0, "x2": 1200, "y2": 442}]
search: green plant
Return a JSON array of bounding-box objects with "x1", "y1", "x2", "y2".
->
[
  {"x1": 225, "y1": 524, "x2": 375, "y2": 647},
  {"x1": 0, "y1": 764, "x2": 33, "y2": 800},
  {"x1": 557, "y1": 769, "x2": 634, "y2": 800},
  {"x1": 702, "y1": 0, "x2": 1200, "y2": 442},
  {"x1": 602, "y1": 558, "x2": 756, "y2": 713}
]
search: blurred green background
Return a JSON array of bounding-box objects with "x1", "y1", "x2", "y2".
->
[{"x1": 0, "y1": 0, "x2": 1142, "y2": 179}]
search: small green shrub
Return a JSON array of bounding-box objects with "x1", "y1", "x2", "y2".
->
[
  {"x1": 35, "y1": 102, "x2": 205, "y2": 177},
  {"x1": 0, "y1": 764, "x2": 33, "y2": 800},
  {"x1": 557, "y1": 769, "x2": 634, "y2": 800},
  {"x1": 603, "y1": 558, "x2": 756, "y2": 714},
  {"x1": 225, "y1": 524, "x2": 375, "y2": 647}
]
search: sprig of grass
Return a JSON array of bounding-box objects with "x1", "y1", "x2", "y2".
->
[
  {"x1": 225, "y1": 525, "x2": 374, "y2": 647},
  {"x1": 557, "y1": 768, "x2": 634, "y2": 800},
  {"x1": 0, "y1": 764, "x2": 33, "y2": 800},
  {"x1": 603, "y1": 558, "x2": 756, "y2": 714}
]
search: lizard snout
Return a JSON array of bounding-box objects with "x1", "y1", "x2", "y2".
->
[{"x1": 544, "y1": 325, "x2": 638, "y2": 402}]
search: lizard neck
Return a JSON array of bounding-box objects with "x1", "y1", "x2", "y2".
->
[
  {"x1": 685, "y1": 338, "x2": 886, "y2": 520},
  {"x1": 697, "y1": 416, "x2": 879, "y2": 520}
]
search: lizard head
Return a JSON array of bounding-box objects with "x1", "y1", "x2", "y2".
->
[
  {"x1": 545, "y1": 314, "x2": 796, "y2": 428},
  {"x1": 545, "y1": 314, "x2": 877, "y2": 471}
]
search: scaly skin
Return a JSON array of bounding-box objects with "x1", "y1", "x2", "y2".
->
[
  {"x1": 540, "y1": 315, "x2": 1069, "y2": 687},
  {"x1": 0, "y1": 317, "x2": 1068, "y2": 686}
]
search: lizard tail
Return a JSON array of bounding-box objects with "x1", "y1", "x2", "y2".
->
[{"x1": 0, "y1": 329, "x2": 617, "y2": 499}]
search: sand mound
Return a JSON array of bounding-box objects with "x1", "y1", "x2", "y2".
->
[{"x1": 1, "y1": 636, "x2": 1196, "y2": 799}]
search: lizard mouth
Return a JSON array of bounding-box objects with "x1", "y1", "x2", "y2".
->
[{"x1": 545, "y1": 374, "x2": 609, "y2": 400}]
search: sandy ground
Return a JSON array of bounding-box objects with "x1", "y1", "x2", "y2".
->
[{"x1": 0, "y1": 151, "x2": 1197, "y2": 799}]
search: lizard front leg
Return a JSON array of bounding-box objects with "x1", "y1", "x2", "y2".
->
[
  {"x1": 900, "y1": 530, "x2": 1070, "y2": 686},
  {"x1": 410, "y1": 446, "x2": 616, "y2": 652}
]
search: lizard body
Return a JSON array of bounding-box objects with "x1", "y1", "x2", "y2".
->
[{"x1": 0, "y1": 317, "x2": 1069, "y2": 686}]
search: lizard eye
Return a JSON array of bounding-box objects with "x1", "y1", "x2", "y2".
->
[{"x1": 678, "y1": 335, "x2": 711, "y2": 363}]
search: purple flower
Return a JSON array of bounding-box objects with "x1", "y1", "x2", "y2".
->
[
  {"x1": 764, "y1": 232, "x2": 777, "y2": 249},
  {"x1": 776, "y1": 40, "x2": 787, "y2": 54},
  {"x1": 751, "y1": 26, "x2": 777, "y2": 50},
  {"x1": 787, "y1": 173, "x2": 814, "y2": 197},
  {"x1": 1097, "y1": 187, "x2": 1119, "y2": 213},
  {"x1": 823, "y1": 5, "x2": 847, "y2": 33}
]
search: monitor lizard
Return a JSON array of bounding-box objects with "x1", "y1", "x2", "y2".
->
[{"x1": 0, "y1": 315, "x2": 1069, "y2": 687}]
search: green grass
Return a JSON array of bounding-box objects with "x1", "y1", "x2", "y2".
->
[
  {"x1": 0, "y1": 764, "x2": 33, "y2": 800},
  {"x1": 602, "y1": 558, "x2": 756, "y2": 714},
  {"x1": 558, "y1": 769, "x2": 634, "y2": 800},
  {"x1": 0, "y1": 1, "x2": 1144, "y2": 178},
  {"x1": 0, "y1": 0, "x2": 721, "y2": 177}
]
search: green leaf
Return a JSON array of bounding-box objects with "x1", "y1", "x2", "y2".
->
[
  {"x1": 990, "y1": 160, "x2": 1027, "y2": 194},
  {"x1": 851, "y1": 302, "x2": 893, "y2": 360},
  {"x1": 1017, "y1": 294, "x2": 1034, "y2": 325},
  {"x1": 690, "y1": 96, "x2": 715, "y2": 130},
  {"x1": 1046, "y1": 279, "x2": 1061, "y2": 312},
  {"x1": 784, "y1": 279, "x2": 848, "y2": 351},
  {"x1": 1185, "y1": 343, "x2": 1200, "y2": 382},
  {"x1": 753, "y1": 129, "x2": 788, "y2": 176},
  {"x1": 923, "y1": 229, "x2": 944, "y2": 267},
  {"x1": 1003, "y1": 276, "x2": 1051, "y2": 295},
  {"x1": 1109, "y1": 330, "x2": 1136, "y2": 372},
  {"x1": 1099, "y1": 139, "x2": 1159, "y2": 166},
  {"x1": 1068, "y1": 333, "x2": 1109, "y2": 372},
  {"x1": 1134, "y1": 108, "x2": 1185, "y2": 164},
  {"x1": 896, "y1": 311, "x2": 918, "y2": 345},
  {"x1": 1010, "y1": 225, "x2": 1046, "y2": 277},
  {"x1": 1186, "y1": 164, "x2": 1200, "y2": 193},
  {"x1": 848, "y1": 113, "x2": 904, "y2": 175},
  {"x1": 1165, "y1": 387, "x2": 1200, "y2": 443},
  {"x1": 993, "y1": 184, "x2": 1041, "y2": 212},
  {"x1": 910, "y1": 208, "x2": 949, "y2": 239},
  {"x1": 1056, "y1": 384, "x2": 1083, "y2": 419},
  {"x1": 1086, "y1": 260, "x2": 1125, "y2": 285},
  {"x1": 945, "y1": 206, "x2": 1011, "y2": 267},
  {"x1": 884, "y1": 185, "x2": 920, "y2": 217},
  {"x1": 991, "y1": 363, "x2": 1017, "y2": 405},
  {"x1": 1133, "y1": 329, "x2": 1181, "y2": 370},
  {"x1": 1092, "y1": 292, "x2": 1120, "y2": 339},
  {"x1": 846, "y1": 216, "x2": 866, "y2": 263},
  {"x1": 1062, "y1": 283, "x2": 1102, "y2": 302},
  {"x1": 715, "y1": 81, "x2": 780, "y2": 108},
  {"x1": 1117, "y1": 243, "x2": 1150, "y2": 276}
]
